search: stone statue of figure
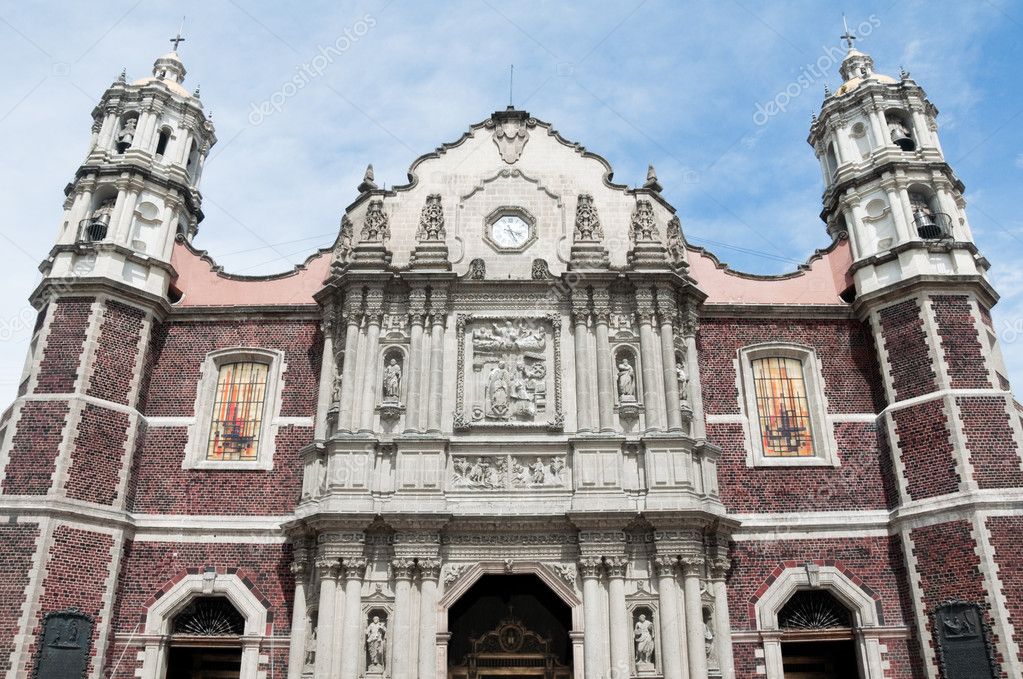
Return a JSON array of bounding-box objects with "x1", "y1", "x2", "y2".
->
[
  {"x1": 675, "y1": 361, "x2": 689, "y2": 402},
  {"x1": 634, "y1": 613, "x2": 655, "y2": 664},
  {"x1": 617, "y1": 358, "x2": 636, "y2": 400},
  {"x1": 365, "y1": 615, "x2": 386, "y2": 667},
  {"x1": 116, "y1": 117, "x2": 137, "y2": 151},
  {"x1": 382, "y1": 358, "x2": 401, "y2": 400},
  {"x1": 487, "y1": 361, "x2": 511, "y2": 419}
]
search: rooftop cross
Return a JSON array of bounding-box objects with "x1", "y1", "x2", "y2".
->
[
  {"x1": 170, "y1": 17, "x2": 186, "y2": 51},
  {"x1": 840, "y1": 15, "x2": 856, "y2": 50}
]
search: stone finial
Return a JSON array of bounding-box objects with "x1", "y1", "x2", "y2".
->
[
  {"x1": 410, "y1": 194, "x2": 451, "y2": 269},
  {"x1": 117, "y1": 68, "x2": 126, "y2": 83},
  {"x1": 358, "y1": 164, "x2": 377, "y2": 193},
  {"x1": 644, "y1": 164, "x2": 663, "y2": 192}
]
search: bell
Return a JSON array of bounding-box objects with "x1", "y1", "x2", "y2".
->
[
  {"x1": 914, "y1": 209, "x2": 941, "y2": 239},
  {"x1": 891, "y1": 133, "x2": 916, "y2": 152}
]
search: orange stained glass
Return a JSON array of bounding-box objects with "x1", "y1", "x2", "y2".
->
[
  {"x1": 751, "y1": 357, "x2": 815, "y2": 457},
  {"x1": 207, "y1": 361, "x2": 269, "y2": 461}
]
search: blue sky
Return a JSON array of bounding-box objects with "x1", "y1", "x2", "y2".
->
[{"x1": 0, "y1": 1, "x2": 1021, "y2": 402}]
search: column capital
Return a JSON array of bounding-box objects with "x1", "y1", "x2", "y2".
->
[
  {"x1": 653, "y1": 555, "x2": 678, "y2": 577},
  {"x1": 315, "y1": 557, "x2": 342, "y2": 580},
  {"x1": 578, "y1": 556, "x2": 604, "y2": 579},
  {"x1": 391, "y1": 558, "x2": 417, "y2": 581},
  {"x1": 634, "y1": 287, "x2": 656, "y2": 322},
  {"x1": 418, "y1": 558, "x2": 442, "y2": 581},
  {"x1": 342, "y1": 558, "x2": 368, "y2": 580},
  {"x1": 709, "y1": 557, "x2": 730, "y2": 580},
  {"x1": 605, "y1": 556, "x2": 629, "y2": 579},
  {"x1": 679, "y1": 556, "x2": 705, "y2": 577}
]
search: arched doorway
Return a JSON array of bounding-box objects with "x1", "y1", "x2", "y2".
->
[
  {"x1": 165, "y1": 597, "x2": 244, "y2": 679},
  {"x1": 447, "y1": 574, "x2": 573, "y2": 679},
  {"x1": 778, "y1": 590, "x2": 860, "y2": 679}
]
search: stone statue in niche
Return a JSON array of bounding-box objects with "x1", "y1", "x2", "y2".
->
[
  {"x1": 634, "y1": 612, "x2": 655, "y2": 666},
  {"x1": 116, "y1": 118, "x2": 137, "y2": 152},
  {"x1": 676, "y1": 361, "x2": 689, "y2": 404},
  {"x1": 382, "y1": 358, "x2": 401, "y2": 401},
  {"x1": 617, "y1": 358, "x2": 636, "y2": 401},
  {"x1": 365, "y1": 615, "x2": 387, "y2": 669}
]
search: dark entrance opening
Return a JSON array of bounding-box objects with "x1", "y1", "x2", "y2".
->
[
  {"x1": 165, "y1": 597, "x2": 244, "y2": 679},
  {"x1": 447, "y1": 573, "x2": 572, "y2": 679},
  {"x1": 781, "y1": 640, "x2": 859, "y2": 678},
  {"x1": 778, "y1": 589, "x2": 862, "y2": 679}
]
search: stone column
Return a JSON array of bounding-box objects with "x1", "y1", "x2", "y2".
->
[
  {"x1": 867, "y1": 106, "x2": 888, "y2": 151},
  {"x1": 314, "y1": 310, "x2": 337, "y2": 440},
  {"x1": 359, "y1": 310, "x2": 383, "y2": 433},
  {"x1": 337, "y1": 296, "x2": 362, "y2": 433},
  {"x1": 881, "y1": 182, "x2": 912, "y2": 244},
  {"x1": 313, "y1": 558, "x2": 341, "y2": 679},
  {"x1": 654, "y1": 556, "x2": 684, "y2": 679},
  {"x1": 288, "y1": 556, "x2": 310, "y2": 679},
  {"x1": 418, "y1": 559, "x2": 441, "y2": 679},
  {"x1": 592, "y1": 288, "x2": 615, "y2": 432},
  {"x1": 426, "y1": 291, "x2": 448, "y2": 433},
  {"x1": 657, "y1": 287, "x2": 683, "y2": 432},
  {"x1": 710, "y1": 559, "x2": 735, "y2": 679},
  {"x1": 605, "y1": 557, "x2": 630, "y2": 679},
  {"x1": 405, "y1": 289, "x2": 427, "y2": 432},
  {"x1": 681, "y1": 557, "x2": 708, "y2": 679},
  {"x1": 339, "y1": 559, "x2": 367, "y2": 679},
  {"x1": 391, "y1": 559, "x2": 416, "y2": 679},
  {"x1": 635, "y1": 289, "x2": 663, "y2": 431},
  {"x1": 571, "y1": 293, "x2": 593, "y2": 433},
  {"x1": 579, "y1": 557, "x2": 606, "y2": 679}
]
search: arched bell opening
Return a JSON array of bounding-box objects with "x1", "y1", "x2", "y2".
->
[
  {"x1": 908, "y1": 186, "x2": 952, "y2": 240},
  {"x1": 885, "y1": 109, "x2": 916, "y2": 151},
  {"x1": 446, "y1": 573, "x2": 574, "y2": 679}
]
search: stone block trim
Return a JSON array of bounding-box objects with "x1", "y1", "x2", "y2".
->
[
  {"x1": 22, "y1": 525, "x2": 116, "y2": 678},
  {"x1": 878, "y1": 299, "x2": 937, "y2": 402},
  {"x1": 128, "y1": 424, "x2": 307, "y2": 515},
  {"x1": 697, "y1": 317, "x2": 885, "y2": 416},
  {"x1": 957, "y1": 395, "x2": 1023, "y2": 489},
  {"x1": 140, "y1": 318, "x2": 321, "y2": 417},
  {"x1": 87, "y1": 300, "x2": 146, "y2": 406},
  {"x1": 931, "y1": 295, "x2": 991, "y2": 390},
  {"x1": 0, "y1": 523, "x2": 40, "y2": 676},
  {"x1": 0, "y1": 401, "x2": 70, "y2": 495},
  {"x1": 64, "y1": 404, "x2": 132, "y2": 506},
  {"x1": 728, "y1": 536, "x2": 913, "y2": 632},
  {"x1": 909, "y1": 520, "x2": 1003, "y2": 675},
  {"x1": 987, "y1": 516, "x2": 1023, "y2": 667},
  {"x1": 890, "y1": 399, "x2": 959, "y2": 500},
  {"x1": 709, "y1": 420, "x2": 894, "y2": 512},
  {"x1": 34, "y1": 297, "x2": 94, "y2": 395}
]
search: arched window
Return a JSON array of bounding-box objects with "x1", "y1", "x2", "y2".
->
[
  {"x1": 207, "y1": 361, "x2": 270, "y2": 461},
  {"x1": 155, "y1": 127, "x2": 172, "y2": 157},
  {"x1": 172, "y1": 596, "x2": 246, "y2": 637},
  {"x1": 738, "y1": 344, "x2": 838, "y2": 467},
  {"x1": 778, "y1": 590, "x2": 853, "y2": 630}
]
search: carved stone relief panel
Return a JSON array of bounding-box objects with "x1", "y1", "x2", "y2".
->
[
  {"x1": 450, "y1": 453, "x2": 568, "y2": 491},
  {"x1": 454, "y1": 314, "x2": 564, "y2": 431}
]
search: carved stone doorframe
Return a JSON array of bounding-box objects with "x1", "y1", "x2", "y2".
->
[{"x1": 438, "y1": 561, "x2": 584, "y2": 679}]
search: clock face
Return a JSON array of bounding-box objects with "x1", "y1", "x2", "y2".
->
[{"x1": 490, "y1": 214, "x2": 531, "y2": 249}]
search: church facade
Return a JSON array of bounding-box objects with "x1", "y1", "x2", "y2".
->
[{"x1": 0, "y1": 39, "x2": 1021, "y2": 679}]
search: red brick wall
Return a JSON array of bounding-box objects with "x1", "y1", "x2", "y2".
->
[
  {"x1": 987, "y1": 515, "x2": 1023, "y2": 666},
  {"x1": 87, "y1": 300, "x2": 145, "y2": 405},
  {"x1": 910, "y1": 520, "x2": 1003, "y2": 674},
  {"x1": 710, "y1": 421, "x2": 894, "y2": 512},
  {"x1": 1, "y1": 401, "x2": 68, "y2": 495},
  {"x1": 878, "y1": 299, "x2": 937, "y2": 401},
  {"x1": 697, "y1": 317, "x2": 885, "y2": 416},
  {"x1": 106, "y1": 540, "x2": 295, "y2": 676},
  {"x1": 24, "y1": 526, "x2": 115, "y2": 677},
  {"x1": 891, "y1": 400, "x2": 959, "y2": 500},
  {"x1": 140, "y1": 318, "x2": 321, "y2": 417},
  {"x1": 728, "y1": 536, "x2": 912, "y2": 631},
  {"x1": 883, "y1": 637, "x2": 921, "y2": 679},
  {"x1": 0, "y1": 523, "x2": 40, "y2": 676},
  {"x1": 64, "y1": 405, "x2": 131, "y2": 506},
  {"x1": 731, "y1": 642, "x2": 758, "y2": 678},
  {"x1": 932, "y1": 295, "x2": 990, "y2": 390},
  {"x1": 34, "y1": 298, "x2": 93, "y2": 394},
  {"x1": 128, "y1": 425, "x2": 307, "y2": 514},
  {"x1": 957, "y1": 396, "x2": 1023, "y2": 489}
]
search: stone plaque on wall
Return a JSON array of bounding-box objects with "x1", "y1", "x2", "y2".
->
[
  {"x1": 934, "y1": 601, "x2": 996, "y2": 679},
  {"x1": 33, "y1": 610, "x2": 93, "y2": 679}
]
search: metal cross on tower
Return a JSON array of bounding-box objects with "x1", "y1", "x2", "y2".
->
[{"x1": 840, "y1": 16, "x2": 856, "y2": 49}]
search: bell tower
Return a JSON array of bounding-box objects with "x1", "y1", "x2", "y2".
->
[
  {"x1": 43, "y1": 44, "x2": 215, "y2": 297},
  {"x1": 810, "y1": 31, "x2": 1023, "y2": 677}
]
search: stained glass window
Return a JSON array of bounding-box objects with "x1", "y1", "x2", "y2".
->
[
  {"x1": 206, "y1": 361, "x2": 269, "y2": 461},
  {"x1": 751, "y1": 357, "x2": 815, "y2": 457}
]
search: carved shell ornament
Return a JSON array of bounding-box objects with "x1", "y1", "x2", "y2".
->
[{"x1": 491, "y1": 118, "x2": 532, "y2": 164}]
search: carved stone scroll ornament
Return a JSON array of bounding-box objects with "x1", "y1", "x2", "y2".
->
[
  {"x1": 332, "y1": 215, "x2": 354, "y2": 266},
  {"x1": 666, "y1": 215, "x2": 687, "y2": 270}
]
